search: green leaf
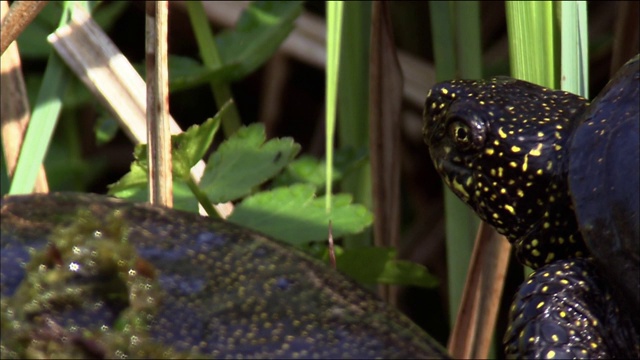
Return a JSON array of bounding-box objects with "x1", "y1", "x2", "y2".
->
[
  {"x1": 91, "y1": 1, "x2": 130, "y2": 32},
  {"x1": 227, "y1": 184, "x2": 373, "y2": 245},
  {"x1": 107, "y1": 113, "x2": 223, "y2": 211},
  {"x1": 200, "y1": 123, "x2": 300, "y2": 203},
  {"x1": 276, "y1": 155, "x2": 337, "y2": 189},
  {"x1": 166, "y1": 56, "x2": 242, "y2": 93},
  {"x1": 111, "y1": 114, "x2": 222, "y2": 185},
  {"x1": 170, "y1": 114, "x2": 222, "y2": 178},
  {"x1": 109, "y1": 177, "x2": 200, "y2": 213},
  {"x1": 216, "y1": 1, "x2": 303, "y2": 81},
  {"x1": 334, "y1": 247, "x2": 439, "y2": 288},
  {"x1": 272, "y1": 147, "x2": 368, "y2": 190},
  {"x1": 107, "y1": 159, "x2": 148, "y2": 196},
  {"x1": 107, "y1": 146, "x2": 200, "y2": 213},
  {"x1": 94, "y1": 114, "x2": 120, "y2": 145}
]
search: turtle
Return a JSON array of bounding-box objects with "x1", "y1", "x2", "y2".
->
[
  {"x1": 422, "y1": 53, "x2": 639, "y2": 358},
  {"x1": 1, "y1": 62, "x2": 637, "y2": 360},
  {"x1": 0, "y1": 192, "x2": 450, "y2": 359}
]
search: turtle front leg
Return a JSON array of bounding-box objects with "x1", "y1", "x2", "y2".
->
[{"x1": 504, "y1": 258, "x2": 640, "y2": 359}]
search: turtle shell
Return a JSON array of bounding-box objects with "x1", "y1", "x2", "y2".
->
[
  {"x1": 1, "y1": 193, "x2": 449, "y2": 359},
  {"x1": 568, "y1": 54, "x2": 640, "y2": 330}
]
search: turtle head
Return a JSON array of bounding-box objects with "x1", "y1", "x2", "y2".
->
[{"x1": 423, "y1": 78, "x2": 590, "y2": 268}]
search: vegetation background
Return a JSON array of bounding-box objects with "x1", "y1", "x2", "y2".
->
[{"x1": 2, "y1": 1, "x2": 637, "y2": 357}]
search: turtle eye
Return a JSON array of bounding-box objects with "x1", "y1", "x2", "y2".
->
[
  {"x1": 451, "y1": 122, "x2": 472, "y2": 146},
  {"x1": 447, "y1": 116, "x2": 486, "y2": 151}
]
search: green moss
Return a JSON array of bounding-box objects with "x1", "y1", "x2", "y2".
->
[{"x1": 1, "y1": 209, "x2": 203, "y2": 358}]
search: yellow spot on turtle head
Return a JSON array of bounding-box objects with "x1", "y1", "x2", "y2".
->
[
  {"x1": 485, "y1": 147, "x2": 495, "y2": 155},
  {"x1": 553, "y1": 144, "x2": 562, "y2": 151},
  {"x1": 511, "y1": 145, "x2": 522, "y2": 153},
  {"x1": 536, "y1": 301, "x2": 545, "y2": 309},
  {"x1": 452, "y1": 178, "x2": 470, "y2": 199},
  {"x1": 545, "y1": 253, "x2": 555, "y2": 263},
  {"x1": 504, "y1": 204, "x2": 516, "y2": 215},
  {"x1": 522, "y1": 154, "x2": 529, "y2": 171},
  {"x1": 529, "y1": 143, "x2": 543, "y2": 156},
  {"x1": 441, "y1": 88, "x2": 449, "y2": 95},
  {"x1": 498, "y1": 128, "x2": 507, "y2": 139},
  {"x1": 546, "y1": 350, "x2": 556, "y2": 358}
]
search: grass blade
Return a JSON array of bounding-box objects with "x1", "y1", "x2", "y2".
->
[
  {"x1": 325, "y1": 0, "x2": 344, "y2": 213},
  {"x1": 505, "y1": 1, "x2": 557, "y2": 87},
  {"x1": 559, "y1": 1, "x2": 588, "y2": 96},
  {"x1": 8, "y1": 2, "x2": 85, "y2": 195}
]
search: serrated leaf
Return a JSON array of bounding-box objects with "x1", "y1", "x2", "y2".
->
[
  {"x1": 115, "y1": 114, "x2": 222, "y2": 182},
  {"x1": 216, "y1": 1, "x2": 303, "y2": 81},
  {"x1": 107, "y1": 113, "x2": 223, "y2": 210},
  {"x1": 227, "y1": 184, "x2": 373, "y2": 244},
  {"x1": 272, "y1": 147, "x2": 369, "y2": 189},
  {"x1": 334, "y1": 247, "x2": 439, "y2": 288},
  {"x1": 273, "y1": 155, "x2": 340, "y2": 189},
  {"x1": 171, "y1": 114, "x2": 222, "y2": 177},
  {"x1": 200, "y1": 123, "x2": 300, "y2": 203}
]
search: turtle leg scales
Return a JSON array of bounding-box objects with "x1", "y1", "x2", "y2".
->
[{"x1": 504, "y1": 258, "x2": 640, "y2": 359}]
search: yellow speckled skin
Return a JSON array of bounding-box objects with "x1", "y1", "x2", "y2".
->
[{"x1": 1, "y1": 193, "x2": 449, "y2": 359}]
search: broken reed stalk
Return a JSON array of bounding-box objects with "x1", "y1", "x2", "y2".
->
[
  {"x1": 145, "y1": 1, "x2": 172, "y2": 208},
  {"x1": 369, "y1": 1, "x2": 403, "y2": 305},
  {"x1": 0, "y1": 0, "x2": 49, "y2": 192},
  {"x1": 448, "y1": 222, "x2": 511, "y2": 359}
]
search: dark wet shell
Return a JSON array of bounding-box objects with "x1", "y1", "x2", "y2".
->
[
  {"x1": 568, "y1": 54, "x2": 640, "y2": 329},
  {"x1": 1, "y1": 193, "x2": 449, "y2": 359}
]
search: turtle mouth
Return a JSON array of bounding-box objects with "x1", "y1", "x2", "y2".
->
[{"x1": 435, "y1": 160, "x2": 473, "y2": 203}]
